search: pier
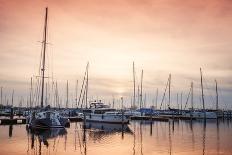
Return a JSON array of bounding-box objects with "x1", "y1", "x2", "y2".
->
[{"x1": 0, "y1": 116, "x2": 83, "y2": 125}]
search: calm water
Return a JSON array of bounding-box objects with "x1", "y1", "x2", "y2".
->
[{"x1": 0, "y1": 119, "x2": 232, "y2": 155}]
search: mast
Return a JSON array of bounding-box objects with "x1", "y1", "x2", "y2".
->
[
  {"x1": 215, "y1": 80, "x2": 218, "y2": 111},
  {"x1": 77, "y1": 64, "x2": 87, "y2": 108},
  {"x1": 112, "y1": 96, "x2": 115, "y2": 108},
  {"x1": 55, "y1": 81, "x2": 58, "y2": 107},
  {"x1": 200, "y1": 68, "x2": 205, "y2": 111},
  {"x1": 75, "y1": 80, "x2": 78, "y2": 108},
  {"x1": 191, "y1": 82, "x2": 193, "y2": 110},
  {"x1": 177, "y1": 93, "x2": 179, "y2": 112},
  {"x1": 180, "y1": 92, "x2": 182, "y2": 114},
  {"x1": 137, "y1": 85, "x2": 140, "y2": 107},
  {"x1": 168, "y1": 74, "x2": 171, "y2": 108},
  {"x1": 30, "y1": 77, "x2": 32, "y2": 108},
  {"x1": 66, "y1": 80, "x2": 68, "y2": 108},
  {"x1": 140, "y1": 70, "x2": 143, "y2": 109},
  {"x1": 133, "y1": 62, "x2": 136, "y2": 109},
  {"x1": 85, "y1": 62, "x2": 89, "y2": 108},
  {"x1": 40, "y1": 7, "x2": 48, "y2": 108},
  {"x1": 11, "y1": 90, "x2": 14, "y2": 106},
  {"x1": 45, "y1": 82, "x2": 48, "y2": 107}
]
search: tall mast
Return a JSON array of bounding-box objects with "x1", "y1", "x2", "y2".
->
[
  {"x1": 45, "y1": 82, "x2": 48, "y2": 107},
  {"x1": 75, "y1": 80, "x2": 78, "y2": 108},
  {"x1": 112, "y1": 96, "x2": 115, "y2": 108},
  {"x1": 40, "y1": 7, "x2": 48, "y2": 108},
  {"x1": 85, "y1": 62, "x2": 89, "y2": 108},
  {"x1": 168, "y1": 74, "x2": 171, "y2": 108},
  {"x1": 191, "y1": 82, "x2": 193, "y2": 110},
  {"x1": 30, "y1": 77, "x2": 32, "y2": 108},
  {"x1": 11, "y1": 90, "x2": 14, "y2": 106},
  {"x1": 177, "y1": 93, "x2": 179, "y2": 110},
  {"x1": 133, "y1": 62, "x2": 136, "y2": 109},
  {"x1": 180, "y1": 92, "x2": 182, "y2": 114},
  {"x1": 215, "y1": 80, "x2": 218, "y2": 111},
  {"x1": 137, "y1": 85, "x2": 140, "y2": 107},
  {"x1": 66, "y1": 80, "x2": 69, "y2": 108},
  {"x1": 140, "y1": 70, "x2": 143, "y2": 109},
  {"x1": 200, "y1": 68, "x2": 205, "y2": 111}
]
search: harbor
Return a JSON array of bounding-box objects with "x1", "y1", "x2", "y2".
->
[
  {"x1": 1, "y1": 0, "x2": 232, "y2": 155},
  {"x1": 1, "y1": 119, "x2": 232, "y2": 155}
]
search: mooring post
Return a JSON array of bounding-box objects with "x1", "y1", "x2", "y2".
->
[
  {"x1": 83, "y1": 113, "x2": 86, "y2": 129},
  {"x1": 121, "y1": 97, "x2": 124, "y2": 124},
  {"x1": 10, "y1": 107, "x2": 14, "y2": 120},
  {"x1": 122, "y1": 110, "x2": 124, "y2": 123}
]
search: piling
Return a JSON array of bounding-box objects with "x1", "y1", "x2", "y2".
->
[
  {"x1": 10, "y1": 108, "x2": 14, "y2": 120},
  {"x1": 83, "y1": 113, "x2": 86, "y2": 129},
  {"x1": 122, "y1": 109, "x2": 124, "y2": 123}
]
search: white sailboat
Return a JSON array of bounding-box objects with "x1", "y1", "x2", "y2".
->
[{"x1": 27, "y1": 8, "x2": 69, "y2": 129}]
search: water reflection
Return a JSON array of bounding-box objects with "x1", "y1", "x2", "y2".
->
[
  {"x1": 0, "y1": 119, "x2": 232, "y2": 155},
  {"x1": 202, "y1": 120, "x2": 206, "y2": 155},
  {"x1": 9, "y1": 125, "x2": 13, "y2": 137},
  {"x1": 85, "y1": 122, "x2": 132, "y2": 141},
  {"x1": 26, "y1": 128, "x2": 67, "y2": 155}
]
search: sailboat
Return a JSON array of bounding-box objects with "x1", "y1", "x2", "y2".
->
[
  {"x1": 185, "y1": 68, "x2": 217, "y2": 119},
  {"x1": 27, "y1": 8, "x2": 70, "y2": 129}
]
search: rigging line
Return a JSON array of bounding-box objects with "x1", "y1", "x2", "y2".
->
[
  {"x1": 77, "y1": 126, "x2": 83, "y2": 155},
  {"x1": 184, "y1": 86, "x2": 192, "y2": 110},
  {"x1": 80, "y1": 85, "x2": 86, "y2": 108},
  {"x1": 77, "y1": 65, "x2": 88, "y2": 107},
  {"x1": 34, "y1": 78, "x2": 40, "y2": 107},
  {"x1": 159, "y1": 78, "x2": 169, "y2": 110}
]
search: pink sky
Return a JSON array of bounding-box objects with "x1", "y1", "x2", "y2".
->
[{"x1": 0, "y1": 0, "x2": 232, "y2": 109}]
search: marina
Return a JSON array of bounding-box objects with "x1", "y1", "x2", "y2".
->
[
  {"x1": 1, "y1": 119, "x2": 232, "y2": 155},
  {"x1": 1, "y1": 0, "x2": 232, "y2": 155}
]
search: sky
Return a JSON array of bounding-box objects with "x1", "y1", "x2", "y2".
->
[{"x1": 0, "y1": 0, "x2": 232, "y2": 109}]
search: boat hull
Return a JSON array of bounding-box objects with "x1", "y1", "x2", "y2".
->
[
  {"x1": 85, "y1": 114, "x2": 129, "y2": 124},
  {"x1": 183, "y1": 111, "x2": 217, "y2": 119},
  {"x1": 27, "y1": 111, "x2": 70, "y2": 129}
]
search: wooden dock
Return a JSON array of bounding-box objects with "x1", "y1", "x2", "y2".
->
[
  {"x1": 0, "y1": 118, "x2": 26, "y2": 125},
  {"x1": 160, "y1": 115, "x2": 197, "y2": 120},
  {"x1": 0, "y1": 116, "x2": 83, "y2": 125},
  {"x1": 130, "y1": 115, "x2": 198, "y2": 121}
]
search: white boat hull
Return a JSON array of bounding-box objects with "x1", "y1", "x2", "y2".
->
[{"x1": 86, "y1": 114, "x2": 129, "y2": 124}]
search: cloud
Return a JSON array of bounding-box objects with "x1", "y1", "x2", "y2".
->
[{"x1": 0, "y1": 0, "x2": 231, "y2": 108}]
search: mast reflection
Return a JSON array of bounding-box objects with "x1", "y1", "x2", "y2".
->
[{"x1": 27, "y1": 128, "x2": 67, "y2": 155}]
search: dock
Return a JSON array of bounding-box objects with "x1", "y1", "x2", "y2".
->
[
  {"x1": 0, "y1": 116, "x2": 83, "y2": 125},
  {"x1": 0, "y1": 118, "x2": 26, "y2": 125},
  {"x1": 130, "y1": 116, "x2": 169, "y2": 122}
]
